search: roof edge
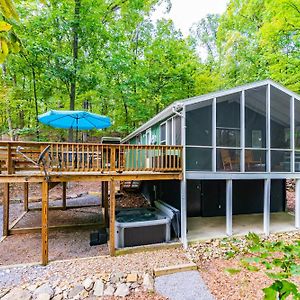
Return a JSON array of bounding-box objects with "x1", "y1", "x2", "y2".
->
[{"x1": 122, "y1": 79, "x2": 300, "y2": 143}]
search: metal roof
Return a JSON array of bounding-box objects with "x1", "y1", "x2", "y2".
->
[{"x1": 122, "y1": 79, "x2": 300, "y2": 142}]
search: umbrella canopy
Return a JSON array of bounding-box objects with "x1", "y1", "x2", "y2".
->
[{"x1": 38, "y1": 110, "x2": 111, "y2": 130}]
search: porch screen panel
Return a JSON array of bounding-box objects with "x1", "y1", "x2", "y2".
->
[
  {"x1": 295, "y1": 151, "x2": 300, "y2": 172},
  {"x1": 216, "y1": 149, "x2": 240, "y2": 171},
  {"x1": 270, "y1": 86, "x2": 291, "y2": 149},
  {"x1": 186, "y1": 148, "x2": 212, "y2": 171},
  {"x1": 245, "y1": 86, "x2": 266, "y2": 148},
  {"x1": 244, "y1": 150, "x2": 266, "y2": 172},
  {"x1": 294, "y1": 99, "x2": 300, "y2": 149},
  {"x1": 216, "y1": 92, "x2": 241, "y2": 147},
  {"x1": 271, "y1": 150, "x2": 291, "y2": 172},
  {"x1": 186, "y1": 100, "x2": 212, "y2": 146}
]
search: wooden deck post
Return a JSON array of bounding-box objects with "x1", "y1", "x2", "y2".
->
[
  {"x1": 62, "y1": 182, "x2": 67, "y2": 210},
  {"x1": 103, "y1": 181, "x2": 109, "y2": 228},
  {"x1": 24, "y1": 182, "x2": 29, "y2": 212},
  {"x1": 41, "y1": 180, "x2": 49, "y2": 265},
  {"x1": 109, "y1": 179, "x2": 116, "y2": 256},
  {"x1": 3, "y1": 183, "x2": 9, "y2": 237}
]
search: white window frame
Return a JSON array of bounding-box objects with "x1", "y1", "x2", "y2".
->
[{"x1": 145, "y1": 129, "x2": 152, "y2": 145}]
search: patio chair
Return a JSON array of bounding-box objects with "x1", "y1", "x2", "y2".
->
[
  {"x1": 245, "y1": 150, "x2": 262, "y2": 171},
  {"x1": 220, "y1": 149, "x2": 239, "y2": 171}
]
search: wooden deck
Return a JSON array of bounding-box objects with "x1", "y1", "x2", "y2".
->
[
  {"x1": 0, "y1": 141, "x2": 182, "y2": 177},
  {"x1": 0, "y1": 141, "x2": 183, "y2": 265}
]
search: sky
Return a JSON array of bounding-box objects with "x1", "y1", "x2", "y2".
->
[{"x1": 152, "y1": 0, "x2": 229, "y2": 36}]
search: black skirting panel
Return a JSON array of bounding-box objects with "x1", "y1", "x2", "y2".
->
[{"x1": 187, "y1": 179, "x2": 286, "y2": 217}]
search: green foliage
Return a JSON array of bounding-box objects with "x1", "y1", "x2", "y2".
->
[
  {"x1": 1, "y1": 0, "x2": 299, "y2": 140},
  {"x1": 226, "y1": 233, "x2": 300, "y2": 300}
]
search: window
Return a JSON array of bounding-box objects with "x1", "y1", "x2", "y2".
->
[
  {"x1": 160, "y1": 123, "x2": 166, "y2": 145},
  {"x1": 160, "y1": 116, "x2": 182, "y2": 145},
  {"x1": 252, "y1": 130, "x2": 262, "y2": 148},
  {"x1": 136, "y1": 134, "x2": 142, "y2": 145},
  {"x1": 173, "y1": 116, "x2": 181, "y2": 145},
  {"x1": 167, "y1": 119, "x2": 172, "y2": 144},
  {"x1": 145, "y1": 129, "x2": 151, "y2": 145}
]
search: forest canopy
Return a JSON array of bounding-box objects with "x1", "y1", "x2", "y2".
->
[{"x1": 0, "y1": 0, "x2": 299, "y2": 141}]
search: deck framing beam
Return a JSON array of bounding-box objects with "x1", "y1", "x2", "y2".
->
[
  {"x1": 41, "y1": 180, "x2": 49, "y2": 265},
  {"x1": 24, "y1": 182, "x2": 29, "y2": 212},
  {"x1": 102, "y1": 181, "x2": 109, "y2": 228},
  {"x1": 62, "y1": 182, "x2": 67, "y2": 210},
  {"x1": 0, "y1": 172, "x2": 182, "y2": 183},
  {"x1": 3, "y1": 183, "x2": 9, "y2": 237}
]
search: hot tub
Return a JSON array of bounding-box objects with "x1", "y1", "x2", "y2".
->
[{"x1": 115, "y1": 207, "x2": 171, "y2": 248}]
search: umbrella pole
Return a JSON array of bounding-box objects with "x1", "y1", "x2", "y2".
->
[{"x1": 76, "y1": 118, "x2": 79, "y2": 143}]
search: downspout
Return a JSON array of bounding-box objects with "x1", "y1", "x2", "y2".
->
[{"x1": 177, "y1": 103, "x2": 187, "y2": 249}]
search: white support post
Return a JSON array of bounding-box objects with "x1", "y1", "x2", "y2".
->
[
  {"x1": 295, "y1": 179, "x2": 300, "y2": 228},
  {"x1": 264, "y1": 179, "x2": 271, "y2": 236},
  {"x1": 266, "y1": 84, "x2": 271, "y2": 172},
  {"x1": 226, "y1": 179, "x2": 233, "y2": 236},
  {"x1": 212, "y1": 98, "x2": 217, "y2": 172},
  {"x1": 240, "y1": 91, "x2": 245, "y2": 172},
  {"x1": 291, "y1": 97, "x2": 295, "y2": 173},
  {"x1": 180, "y1": 105, "x2": 187, "y2": 248}
]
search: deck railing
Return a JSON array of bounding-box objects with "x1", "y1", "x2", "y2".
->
[{"x1": 0, "y1": 141, "x2": 182, "y2": 174}]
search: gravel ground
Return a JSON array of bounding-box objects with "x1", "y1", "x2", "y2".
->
[
  {"x1": 155, "y1": 271, "x2": 214, "y2": 300},
  {"x1": 191, "y1": 231, "x2": 300, "y2": 300},
  {"x1": 0, "y1": 203, "x2": 24, "y2": 239},
  {"x1": 0, "y1": 247, "x2": 189, "y2": 289}
]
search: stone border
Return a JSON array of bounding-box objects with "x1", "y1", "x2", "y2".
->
[{"x1": 154, "y1": 263, "x2": 198, "y2": 277}]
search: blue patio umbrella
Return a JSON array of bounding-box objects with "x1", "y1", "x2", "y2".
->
[{"x1": 38, "y1": 110, "x2": 111, "y2": 141}]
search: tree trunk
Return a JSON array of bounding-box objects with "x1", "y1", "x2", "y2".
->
[
  {"x1": 69, "y1": 0, "x2": 81, "y2": 142},
  {"x1": 2, "y1": 64, "x2": 14, "y2": 140},
  {"x1": 32, "y1": 67, "x2": 40, "y2": 140}
]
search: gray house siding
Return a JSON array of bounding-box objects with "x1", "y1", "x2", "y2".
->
[{"x1": 123, "y1": 80, "x2": 300, "y2": 242}]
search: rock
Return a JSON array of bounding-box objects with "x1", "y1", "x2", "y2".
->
[
  {"x1": 2, "y1": 288, "x2": 32, "y2": 300},
  {"x1": 82, "y1": 278, "x2": 94, "y2": 291},
  {"x1": 68, "y1": 285, "x2": 84, "y2": 298},
  {"x1": 114, "y1": 283, "x2": 130, "y2": 297},
  {"x1": 68, "y1": 193, "x2": 78, "y2": 199},
  {"x1": 0, "y1": 289, "x2": 10, "y2": 298},
  {"x1": 36, "y1": 293, "x2": 50, "y2": 300},
  {"x1": 52, "y1": 295, "x2": 63, "y2": 300},
  {"x1": 93, "y1": 279, "x2": 104, "y2": 296},
  {"x1": 130, "y1": 282, "x2": 139, "y2": 289},
  {"x1": 127, "y1": 273, "x2": 138, "y2": 283},
  {"x1": 27, "y1": 284, "x2": 39, "y2": 292},
  {"x1": 33, "y1": 283, "x2": 54, "y2": 299},
  {"x1": 142, "y1": 273, "x2": 154, "y2": 292},
  {"x1": 110, "y1": 272, "x2": 124, "y2": 284},
  {"x1": 80, "y1": 290, "x2": 89, "y2": 298},
  {"x1": 103, "y1": 284, "x2": 115, "y2": 296},
  {"x1": 54, "y1": 287, "x2": 62, "y2": 296}
]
